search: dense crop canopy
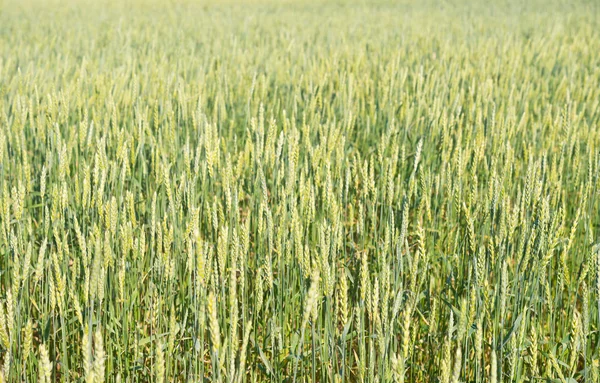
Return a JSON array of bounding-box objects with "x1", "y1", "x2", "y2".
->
[{"x1": 0, "y1": 0, "x2": 599, "y2": 381}]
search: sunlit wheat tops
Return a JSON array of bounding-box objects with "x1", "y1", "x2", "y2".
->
[{"x1": 0, "y1": 0, "x2": 599, "y2": 381}]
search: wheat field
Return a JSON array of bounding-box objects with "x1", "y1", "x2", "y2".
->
[{"x1": 0, "y1": 0, "x2": 599, "y2": 381}]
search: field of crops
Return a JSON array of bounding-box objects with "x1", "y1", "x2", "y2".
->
[{"x1": 0, "y1": 0, "x2": 599, "y2": 381}]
